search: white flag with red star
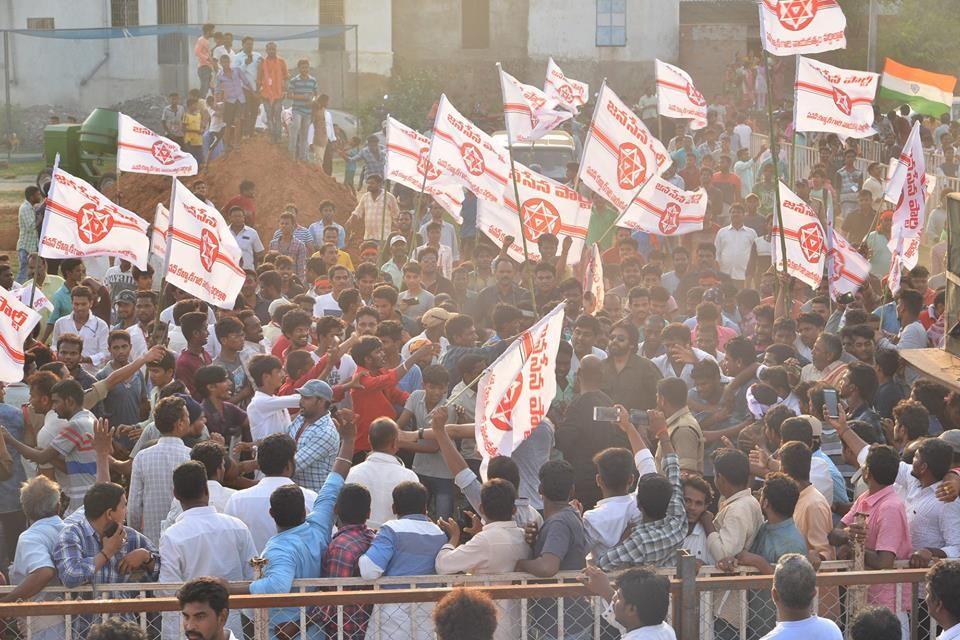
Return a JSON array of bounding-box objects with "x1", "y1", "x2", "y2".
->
[
  {"x1": 759, "y1": 0, "x2": 847, "y2": 56},
  {"x1": 11, "y1": 283, "x2": 53, "y2": 315},
  {"x1": 770, "y1": 181, "x2": 826, "y2": 289},
  {"x1": 427, "y1": 95, "x2": 510, "y2": 205},
  {"x1": 794, "y1": 56, "x2": 878, "y2": 138},
  {"x1": 166, "y1": 179, "x2": 245, "y2": 309},
  {"x1": 582, "y1": 243, "x2": 605, "y2": 315},
  {"x1": 117, "y1": 113, "x2": 198, "y2": 176},
  {"x1": 885, "y1": 121, "x2": 931, "y2": 239},
  {"x1": 151, "y1": 203, "x2": 170, "y2": 260},
  {"x1": 39, "y1": 167, "x2": 150, "y2": 269},
  {"x1": 544, "y1": 57, "x2": 589, "y2": 115},
  {"x1": 0, "y1": 286, "x2": 41, "y2": 383},
  {"x1": 618, "y1": 175, "x2": 707, "y2": 236},
  {"x1": 655, "y1": 59, "x2": 708, "y2": 130},
  {"x1": 384, "y1": 116, "x2": 465, "y2": 222},
  {"x1": 475, "y1": 303, "x2": 565, "y2": 461},
  {"x1": 577, "y1": 82, "x2": 671, "y2": 213},
  {"x1": 827, "y1": 227, "x2": 870, "y2": 299},
  {"x1": 476, "y1": 162, "x2": 591, "y2": 266},
  {"x1": 499, "y1": 66, "x2": 572, "y2": 144}
]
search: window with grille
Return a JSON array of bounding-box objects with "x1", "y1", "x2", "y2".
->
[
  {"x1": 462, "y1": 0, "x2": 490, "y2": 49},
  {"x1": 597, "y1": 0, "x2": 626, "y2": 47},
  {"x1": 26, "y1": 17, "x2": 55, "y2": 30},
  {"x1": 111, "y1": 0, "x2": 140, "y2": 27},
  {"x1": 319, "y1": 0, "x2": 345, "y2": 50}
]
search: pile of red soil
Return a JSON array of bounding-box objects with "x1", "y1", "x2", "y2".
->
[{"x1": 116, "y1": 137, "x2": 357, "y2": 242}]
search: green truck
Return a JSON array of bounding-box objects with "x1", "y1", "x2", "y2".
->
[{"x1": 39, "y1": 107, "x2": 119, "y2": 193}]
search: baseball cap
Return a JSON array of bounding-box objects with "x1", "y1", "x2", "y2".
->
[
  {"x1": 804, "y1": 415, "x2": 823, "y2": 437},
  {"x1": 390, "y1": 235, "x2": 408, "y2": 247},
  {"x1": 114, "y1": 290, "x2": 137, "y2": 306},
  {"x1": 939, "y1": 429, "x2": 960, "y2": 454},
  {"x1": 296, "y1": 379, "x2": 334, "y2": 401},
  {"x1": 421, "y1": 307, "x2": 453, "y2": 329}
]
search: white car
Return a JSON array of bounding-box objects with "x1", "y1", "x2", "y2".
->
[{"x1": 490, "y1": 130, "x2": 577, "y2": 182}]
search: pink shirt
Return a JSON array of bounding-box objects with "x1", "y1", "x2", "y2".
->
[
  {"x1": 691, "y1": 325, "x2": 738, "y2": 351},
  {"x1": 841, "y1": 484, "x2": 912, "y2": 611}
]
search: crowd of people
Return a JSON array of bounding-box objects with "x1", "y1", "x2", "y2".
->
[{"x1": 5, "y1": 35, "x2": 960, "y2": 640}]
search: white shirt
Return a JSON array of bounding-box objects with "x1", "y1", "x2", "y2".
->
[
  {"x1": 568, "y1": 346, "x2": 607, "y2": 382},
  {"x1": 159, "y1": 506, "x2": 257, "y2": 640},
  {"x1": 230, "y1": 224, "x2": 265, "y2": 270},
  {"x1": 898, "y1": 320, "x2": 930, "y2": 350},
  {"x1": 212, "y1": 45, "x2": 235, "y2": 64},
  {"x1": 793, "y1": 336, "x2": 813, "y2": 363},
  {"x1": 759, "y1": 615, "x2": 842, "y2": 639},
  {"x1": 224, "y1": 476, "x2": 318, "y2": 552},
  {"x1": 126, "y1": 323, "x2": 149, "y2": 362},
  {"x1": 345, "y1": 452, "x2": 419, "y2": 529},
  {"x1": 583, "y1": 494, "x2": 642, "y2": 561},
  {"x1": 160, "y1": 480, "x2": 237, "y2": 534},
  {"x1": 682, "y1": 522, "x2": 715, "y2": 565},
  {"x1": 435, "y1": 520, "x2": 531, "y2": 575},
  {"x1": 651, "y1": 349, "x2": 717, "y2": 388},
  {"x1": 714, "y1": 225, "x2": 758, "y2": 281},
  {"x1": 313, "y1": 292, "x2": 343, "y2": 318},
  {"x1": 809, "y1": 456, "x2": 834, "y2": 505},
  {"x1": 51, "y1": 313, "x2": 110, "y2": 370},
  {"x1": 905, "y1": 480, "x2": 960, "y2": 558},
  {"x1": 166, "y1": 324, "x2": 220, "y2": 360},
  {"x1": 732, "y1": 123, "x2": 752, "y2": 153},
  {"x1": 416, "y1": 243, "x2": 453, "y2": 279},
  {"x1": 602, "y1": 601, "x2": 677, "y2": 640},
  {"x1": 939, "y1": 625, "x2": 960, "y2": 640},
  {"x1": 247, "y1": 390, "x2": 301, "y2": 442}
]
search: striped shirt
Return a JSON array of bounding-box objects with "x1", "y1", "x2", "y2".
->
[
  {"x1": 128, "y1": 437, "x2": 191, "y2": 545},
  {"x1": 50, "y1": 410, "x2": 97, "y2": 514},
  {"x1": 359, "y1": 514, "x2": 447, "y2": 579},
  {"x1": 287, "y1": 75, "x2": 318, "y2": 115}
]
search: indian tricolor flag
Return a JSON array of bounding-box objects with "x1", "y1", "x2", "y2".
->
[{"x1": 879, "y1": 58, "x2": 956, "y2": 117}]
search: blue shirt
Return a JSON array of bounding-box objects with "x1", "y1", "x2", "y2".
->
[
  {"x1": 49, "y1": 284, "x2": 72, "y2": 326},
  {"x1": 250, "y1": 472, "x2": 344, "y2": 626},
  {"x1": 872, "y1": 302, "x2": 900, "y2": 335},
  {"x1": 397, "y1": 363, "x2": 423, "y2": 395},
  {"x1": 359, "y1": 514, "x2": 447, "y2": 579},
  {"x1": 813, "y1": 449, "x2": 848, "y2": 505},
  {"x1": 0, "y1": 403, "x2": 25, "y2": 513},
  {"x1": 308, "y1": 220, "x2": 346, "y2": 249},
  {"x1": 751, "y1": 518, "x2": 807, "y2": 563},
  {"x1": 287, "y1": 75, "x2": 318, "y2": 115}
]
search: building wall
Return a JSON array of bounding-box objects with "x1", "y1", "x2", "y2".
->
[{"x1": 3, "y1": 0, "x2": 160, "y2": 113}]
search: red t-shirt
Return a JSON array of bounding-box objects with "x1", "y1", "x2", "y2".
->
[
  {"x1": 349, "y1": 366, "x2": 408, "y2": 452},
  {"x1": 224, "y1": 194, "x2": 256, "y2": 225}
]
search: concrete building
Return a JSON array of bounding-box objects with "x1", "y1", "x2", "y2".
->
[{"x1": 2, "y1": 0, "x2": 683, "y2": 115}]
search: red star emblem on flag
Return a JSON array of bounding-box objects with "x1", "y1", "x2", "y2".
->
[
  {"x1": 686, "y1": 84, "x2": 706, "y2": 107},
  {"x1": 798, "y1": 222, "x2": 824, "y2": 262},
  {"x1": 659, "y1": 202, "x2": 682, "y2": 234},
  {"x1": 830, "y1": 249, "x2": 845, "y2": 282},
  {"x1": 151, "y1": 140, "x2": 177, "y2": 165},
  {"x1": 417, "y1": 146, "x2": 442, "y2": 180},
  {"x1": 460, "y1": 143, "x2": 486, "y2": 177},
  {"x1": 520, "y1": 197, "x2": 562, "y2": 243},
  {"x1": 199, "y1": 227, "x2": 220, "y2": 272},
  {"x1": 76, "y1": 203, "x2": 114, "y2": 244},
  {"x1": 557, "y1": 84, "x2": 575, "y2": 103},
  {"x1": 616, "y1": 143, "x2": 647, "y2": 190},
  {"x1": 832, "y1": 86, "x2": 852, "y2": 116},
  {"x1": 777, "y1": 0, "x2": 818, "y2": 31},
  {"x1": 490, "y1": 372, "x2": 524, "y2": 432}
]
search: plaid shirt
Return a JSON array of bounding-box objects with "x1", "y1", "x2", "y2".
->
[
  {"x1": 595, "y1": 453, "x2": 686, "y2": 570},
  {"x1": 17, "y1": 200, "x2": 38, "y2": 251},
  {"x1": 289, "y1": 412, "x2": 340, "y2": 493},
  {"x1": 55, "y1": 518, "x2": 160, "y2": 636},
  {"x1": 321, "y1": 524, "x2": 376, "y2": 640},
  {"x1": 268, "y1": 236, "x2": 307, "y2": 280},
  {"x1": 128, "y1": 437, "x2": 191, "y2": 545}
]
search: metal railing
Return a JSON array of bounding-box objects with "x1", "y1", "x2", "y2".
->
[
  {"x1": 0, "y1": 558, "x2": 949, "y2": 640},
  {"x1": 749, "y1": 132, "x2": 960, "y2": 195}
]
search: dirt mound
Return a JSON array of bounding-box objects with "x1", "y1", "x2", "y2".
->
[{"x1": 117, "y1": 137, "x2": 357, "y2": 242}]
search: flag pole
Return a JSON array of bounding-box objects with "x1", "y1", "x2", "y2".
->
[
  {"x1": 407, "y1": 115, "x2": 434, "y2": 262},
  {"x1": 31, "y1": 154, "x2": 62, "y2": 311},
  {"x1": 498, "y1": 62, "x2": 539, "y2": 314},
  {"x1": 151, "y1": 176, "x2": 177, "y2": 347},
  {"x1": 762, "y1": 49, "x2": 792, "y2": 317},
  {"x1": 789, "y1": 55, "x2": 799, "y2": 189}
]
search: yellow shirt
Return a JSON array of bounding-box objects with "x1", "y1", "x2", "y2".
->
[
  {"x1": 183, "y1": 111, "x2": 203, "y2": 146},
  {"x1": 310, "y1": 250, "x2": 354, "y2": 272}
]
